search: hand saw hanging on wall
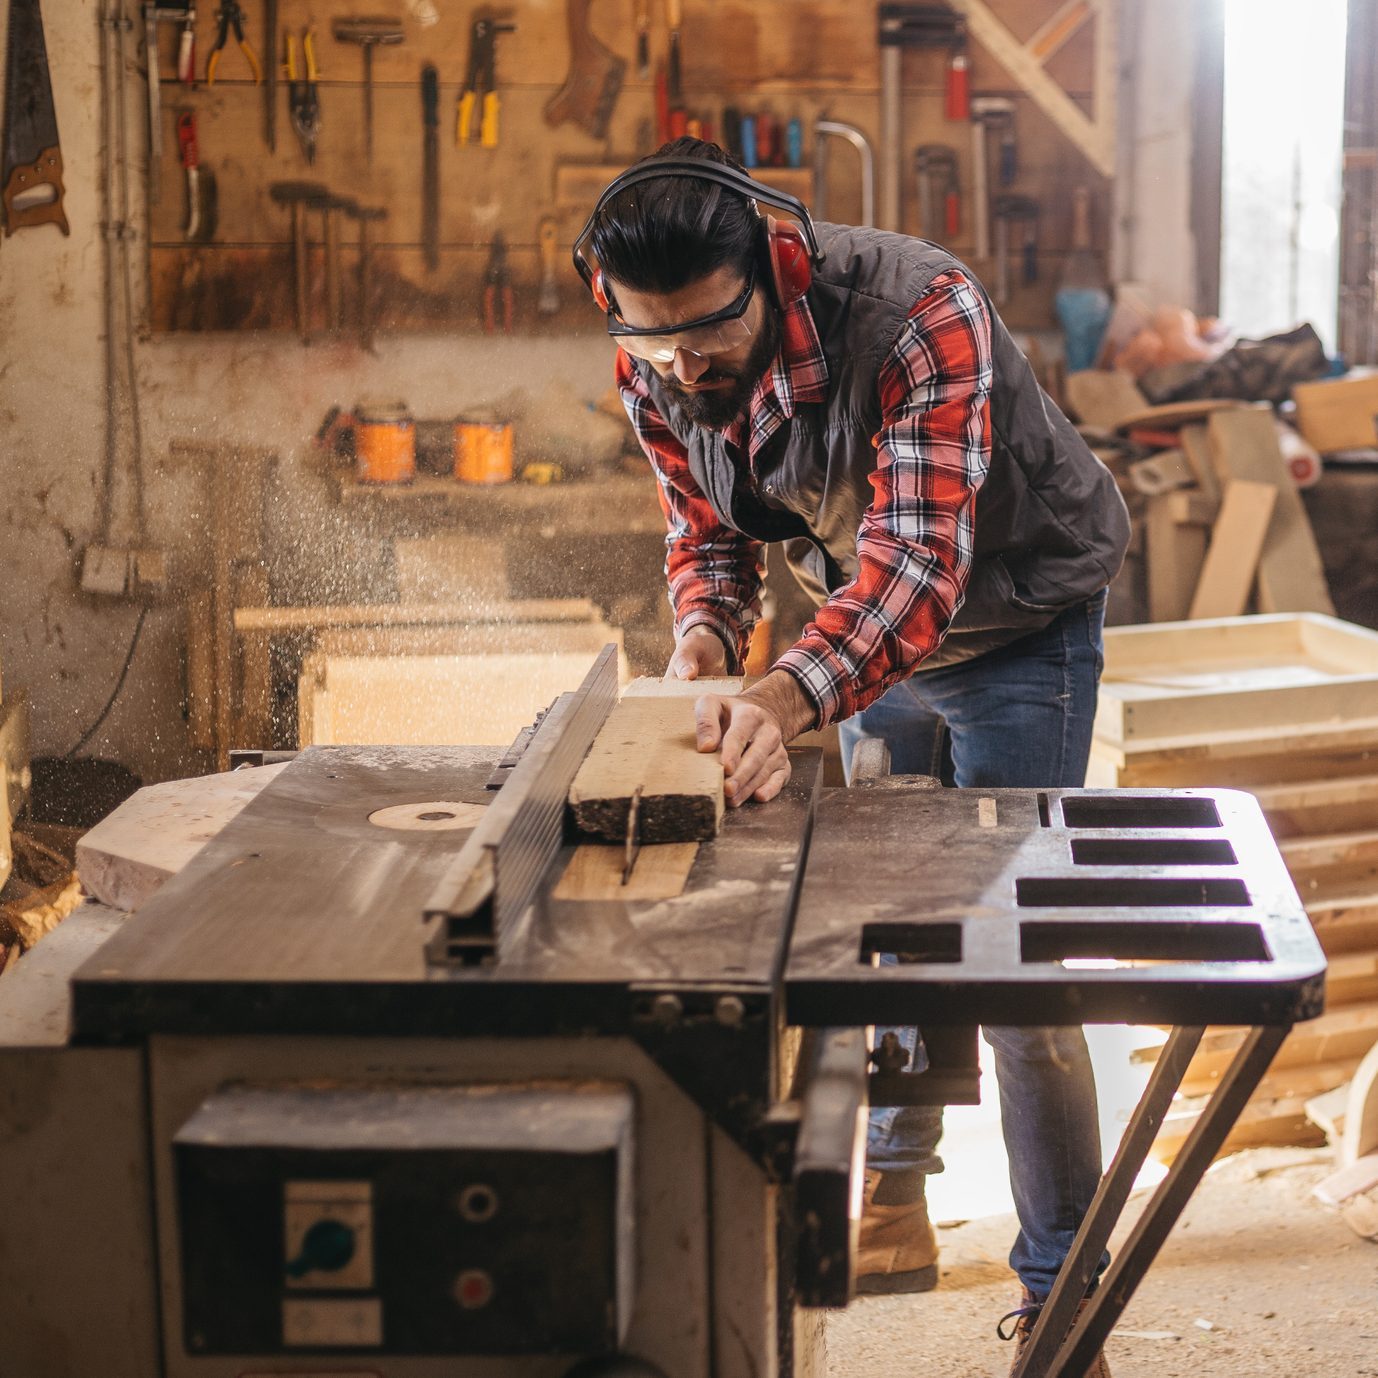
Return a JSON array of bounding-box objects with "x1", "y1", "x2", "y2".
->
[{"x1": 2, "y1": 0, "x2": 69, "y2": 237}]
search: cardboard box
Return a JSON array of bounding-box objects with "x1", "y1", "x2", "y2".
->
[{"x1": 1293, "y1": 372, "x2": 1378, "y2": 453}]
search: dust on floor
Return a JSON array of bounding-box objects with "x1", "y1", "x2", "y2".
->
[{"x1": 825, "y1": 1148, "x2": 1378, "y2": 1378}]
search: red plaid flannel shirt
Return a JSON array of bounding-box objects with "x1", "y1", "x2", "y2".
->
[{"x1": 616, "y1": 268, "x2": 992, "y2": 726}]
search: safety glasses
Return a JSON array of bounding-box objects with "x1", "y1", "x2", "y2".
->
[{"x1": 606, "y1": 266, "x2": 757, "y2": 363}]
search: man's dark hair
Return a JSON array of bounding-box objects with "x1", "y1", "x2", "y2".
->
[{"x1": 589, "y1": 137, "x2": 762, "y2": 296}]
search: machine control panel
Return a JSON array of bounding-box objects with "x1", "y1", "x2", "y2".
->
[{"x1": 173, "y1": 1083, "x2": 635, "y2": 1356}]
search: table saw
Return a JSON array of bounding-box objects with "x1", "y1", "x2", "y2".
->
[{"x1": 0, "y1": 648, "x2": 1326, "y2": 1378}]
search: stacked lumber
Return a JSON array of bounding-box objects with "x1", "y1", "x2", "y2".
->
[
  {"x1": 1063, "y1": 381, "x2": 1332, "y2": 624},
  {"x1": 1089, "y1": 614, "x2": 1378, "y2": 1161}
]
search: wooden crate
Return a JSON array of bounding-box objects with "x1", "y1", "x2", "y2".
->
[{"x1": 1094, "y1": 614, "x2": 1378, "y2": 747}]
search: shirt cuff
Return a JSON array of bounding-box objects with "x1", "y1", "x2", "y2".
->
[
  {"x1": 773, "y1": 638, "x2": 856, "y2": 729},
  {"x1": 676, "y1": 610, "x2": 746, "y2": 675}
]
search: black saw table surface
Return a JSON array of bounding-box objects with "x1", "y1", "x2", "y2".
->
[{"x1": 70, "y1": 748, "x2": 1326, "y2": 1043}]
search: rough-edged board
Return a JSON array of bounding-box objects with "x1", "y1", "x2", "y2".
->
[
  {"x1": 622, "y1": 675, "x2": 746, "y2": 698},
  {"x1": 1187, "y1": 480, "x2": 1277, "y2": 620},
  {"x1": 552, "y1": 842, "x2": 698, "y2": 901},
  {"x1": 1145, "y1": 493, "x2": 1207, "y2": 622},
  {"x1": 1207, "y1": 408, "x2": 1335, "y2": 615},
  {"x1": 569, "y1": 696, "x2": 724, "y2": 843}
]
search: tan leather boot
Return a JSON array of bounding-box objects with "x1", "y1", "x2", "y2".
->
[
  {"x1": 855, "y1": 1169, "x2": 939, "y2": 1296},
  {"x1": 999, "y1": 1288, "x2": 1112, "y2": 1377}
]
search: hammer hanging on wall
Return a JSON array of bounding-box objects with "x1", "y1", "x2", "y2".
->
[{"x1": 333, "y1": 15, "x2": 403, "y2": 164}]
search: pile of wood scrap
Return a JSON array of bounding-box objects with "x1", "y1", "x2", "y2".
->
[
  {"x1": 1088, "y1": 614, "x2": 1378, "y2": 1162},
  {"x1": 0, "y1": 832, "x2": 82, "y2": 962},
  {"x1": 1064, "y1": 378, "x2": 1333, "y2": 623}
]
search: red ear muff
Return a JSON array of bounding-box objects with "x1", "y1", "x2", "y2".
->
[
  {"x1": 765, "y1": 216, "x2": 812, "y2": 305},
  {"x1": 590, "y1": 269, "x2": 611, "y2": 313}
]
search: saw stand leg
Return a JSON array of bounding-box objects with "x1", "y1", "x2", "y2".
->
[{"x1": 1011, "y1": 1023, "x2": 1291, "y2": 1378}]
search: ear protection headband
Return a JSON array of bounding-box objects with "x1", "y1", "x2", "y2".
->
[{"x1": 571, "y1": 157, "x2": 826, "y2": 314}]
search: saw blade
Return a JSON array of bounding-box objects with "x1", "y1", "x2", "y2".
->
[{"x1": 3, "y1": 0, "x2": 61, "y2": 170}]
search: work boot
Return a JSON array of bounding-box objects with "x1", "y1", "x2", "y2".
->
[
  {"x1": 855, "y1": 1168, "x2": 939, "y2": 1295},
  {"x1": 997, "y1": 1288, "x2": 1112, "y2": 1377}
]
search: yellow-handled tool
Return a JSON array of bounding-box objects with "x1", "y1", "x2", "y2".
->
[
  {"x1": 206, "y1": 2, "x2": 262, "y2": 85},
  {"x1": 456, "y1": 15, "x2": 515, "y2": 147}
]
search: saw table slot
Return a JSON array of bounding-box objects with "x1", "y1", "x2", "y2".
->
[
  {"x1": 1069, "y1": 837, "x2": 1239, "y2": 867},
  {"x1": 1020, "y1": 919, "x2": 1271, "y2": 965},
  {"x1": 1060, "y1": 795, "x2": 1223, "y2": 829},
  {"x1": 1016, "y1": 876, "x2": 1251, "y2": 907},
  {"x1": 1014, "y1": 876, "x2": 1251, "y2": 909},
  {"x1": 858, "y1": 922, "x2": 963, "y2": 964}
]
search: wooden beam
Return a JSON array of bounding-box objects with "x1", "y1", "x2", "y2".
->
[
  {"x1": 569, "y1": 696, "x2": 724, "y2": 844},
  {"x1": 235, "y1": 599, "x2": 601, "y2": 632},
  {"x1": 949, "y1": 0, "x2": 1117, "y2": 176},
  {"x1": 552, "y1": 842, "x2": 699, "y2": 901},
  {"x1": 1187, "y1": 479, "x2": 1277, "y2": 619},
  {"x1": 1207, "y1": 409, "x2": 1335, "y2": 615},
  {"x1": 1027, "y1": 0, "x2": 1095, "y2": 63}
]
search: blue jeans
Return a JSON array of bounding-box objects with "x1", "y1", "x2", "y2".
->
[{"x1": 838, "y1": 592, "x2": 1108, "y2": 1299}]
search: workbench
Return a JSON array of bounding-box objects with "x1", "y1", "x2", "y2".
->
[{"x1": 0, "y1": 649, "x2": 1326, "y2": 1377}]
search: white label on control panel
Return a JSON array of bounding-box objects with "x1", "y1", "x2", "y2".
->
[
  {"x1": 282, "y1": 1297, "x2": 383, "y2": 1348},
  {"x1": 978, "y1": 796, "x2": 998, "y2": 828}
]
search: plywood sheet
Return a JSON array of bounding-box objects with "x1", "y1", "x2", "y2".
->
[{"x1": 569, "y1": 696, "x2": 724, "y2": 843}]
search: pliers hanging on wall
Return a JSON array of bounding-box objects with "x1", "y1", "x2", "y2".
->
[
  {"x1": 206, "y1": 2, "x2": 262, "y2": 85},
  {"x1": 456, "y1": 15, "x2": 515, "y2": 147},
  {"x1": 285, "y1": 28, "x2": 321, "y2": 164}
]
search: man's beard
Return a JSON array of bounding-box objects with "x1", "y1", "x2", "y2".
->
[{"x1": 665, "y1": 308, "x2": 781, "y2": 430}]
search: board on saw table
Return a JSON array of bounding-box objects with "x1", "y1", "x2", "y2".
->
[{"x1": 569, "y1": 679, "x2": 739, "y2": 843}]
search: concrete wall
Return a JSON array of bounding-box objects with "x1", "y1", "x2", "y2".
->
[
  {"x1": 1, "y1": 2, "x2": 1205, "y2": 789},
  {"x1": 0, "y1": 2, "x2": 616, "y2": 786}
]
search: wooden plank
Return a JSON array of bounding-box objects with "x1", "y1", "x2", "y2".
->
[
  {"x1": 1308, "y1": 891, "x2": 1378, "y2": 955},
  {"x1": 622, "y1": 675, "x2": 746, "y2": 698},
  {"x1": 300, "y1": 650, "x2": 621, "y2": 748},
  {"x1": 236, "y1": 599, "x2": 601, "y2": 632},
  {"x1": 314, "y1": 622, "x2": 622, "y2": 659},
  {"x1": 1062, "y1": 369, "x2": 1146, "y2": 431},
  {"x1": 552, "y1": 842, "x2": 699, "y2": 901},
  {"x1": 1187, "y1": 480, "x2": 1277, "y2": 620},
  {"x1": 1145, "y1": 494, "x2": 1208, "y2": 623},
  {"x1": 1095, "y1": 621, "x2": 1378, "y2": 747},
  {"x1": 569, "y1": 697, "x2": 724, "y2": 843},
  {"x1": 1255, "y1": 773, "x2": 1378, "y2": 838},
  {"x1": 1281, "y1": 829, "x2": 1378, "y2": 878},
  {"x1": 1179, "y1": 423, "x2": 1222, "y2": 505},
  {"x1": 1322, "y1": 950, "x2": 1378, "y2": 1007},
  {"x1": 1207, "y1": 408, "x2": 1336, "y2": 615},
  {"x1": 1292, "y1": 372, "x2": 1378, "y2": 453},
  {"x1": 1178, "y1": 1054, "x2": 1362, "y2": 1103},
  {"x1": 1341, "y1": 1042, "x2": 1378, "y2": 1164}
]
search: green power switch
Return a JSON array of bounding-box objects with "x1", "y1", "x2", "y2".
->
[{"x1": 285, "y1": 1218, "x2": 357, "y2": 1279}]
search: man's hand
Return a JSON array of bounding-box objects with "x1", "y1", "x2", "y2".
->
[
  {"x1": 665, "y1": 625, "x2": 729, "y2": 681},
  {"x1": 694, "y1": 670, "x2": 816, "y2": 807}
]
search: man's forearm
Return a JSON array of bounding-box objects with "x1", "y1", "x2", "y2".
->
[{"x1": 741, "y1": 668, "x2": 817, "y2": 742}]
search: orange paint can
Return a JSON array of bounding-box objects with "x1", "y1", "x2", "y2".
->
[
  {"x1": 355, "y1": 402, "x2": 416, "y2": 484},
  {"x1": 454, "y1": 418, "x2": 514, "y2": 485}
]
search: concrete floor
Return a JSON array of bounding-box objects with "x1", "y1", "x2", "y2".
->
[{"x1": 826, "y1": 1147, "x2": 1378, "y2": 1378}]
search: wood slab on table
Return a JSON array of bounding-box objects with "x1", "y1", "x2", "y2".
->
[{"x1": 569, "y1": 695, "x2": 724, "y2": 843}]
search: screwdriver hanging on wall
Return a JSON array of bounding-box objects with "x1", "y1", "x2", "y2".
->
[{"x1": 421, "y1": 64, "x2": 440, "y2": 271}]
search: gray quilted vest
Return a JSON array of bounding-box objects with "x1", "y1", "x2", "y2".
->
[{"x1": 637, "y1": 222, "x2": 1130, "y2": 669}]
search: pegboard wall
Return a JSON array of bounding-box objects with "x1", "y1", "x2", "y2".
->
[{"x1": 146, "y1": 0, "x2": 1113, "y2": 338}]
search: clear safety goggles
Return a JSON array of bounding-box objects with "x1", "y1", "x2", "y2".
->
[{"x1": 606, "y1": 267, "x2": 757, "y2": 363}]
